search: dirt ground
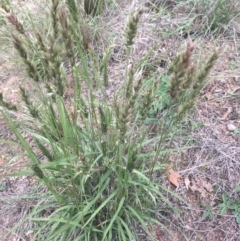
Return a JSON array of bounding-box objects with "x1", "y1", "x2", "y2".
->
[{"x1": 0, "y1": 0, "x2": 240, "y2": 240}]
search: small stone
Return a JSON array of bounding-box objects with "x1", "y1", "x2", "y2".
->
[
  {"x1": 227, "y1": 123, "x2": 237, "y2": 131},
  {"x1": 220, "y1": 79, "x2": 226, "y2": 83},
  {"x1": 213, "y1": 128, "x2": 220, "y2": 135},
  {"x1": 214, "y1": 89, "x2": 222, "y2": 93},
  {"x1": 106, "y1": 89, "x2": 111, "y2": 97}
]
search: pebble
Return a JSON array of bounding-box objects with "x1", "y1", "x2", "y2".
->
[
  {"x1": 214, "y1": 89, "x2": 222, "y2": 93},
  {"x1": 227, "y1": 123, "x2": 237, "y2": 131}
]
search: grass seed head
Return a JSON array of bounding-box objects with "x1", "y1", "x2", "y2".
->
[
  {"x1": 11, "y1": 33, "x2": 27, "y2": 59},
  {"x1": 5, "y1": 13, "x2": 24, "y2": 34},
  {"x1": 140, "y1": 88, "x2": 153, "y2": 120},
  {"x1": 58, "y1": 7, "x2": 75, "y2": 66},
  {"x1": 125, "y1": 9, "x2": 144, "y2": 47},
  {"x1": 35, "y1": 32, "x2": 47, "y2": 52},
  {"x1": 174, "y1": 100, "x2": 195, "y2": 124},
  {"x1": 170, "y1": 41, "x2": 194, "y2": 98},
  {"x1": 32, "y1": 164, "x2": 44, "y2": 179},
  {"x1": 126, "y1": 63, "x2": 134, "y2": 99},
  {"x1": 81, "y1": 24, "x2": 92, "y2": 51},
  {"x1": 127, "y1": 148, "x2": 138, "y2": 173},
  {"x1": 192, "y1": 50, "x2": 218, "y2": 99},
  {"x1": 119, "y1": 103, "x2": 131, "y2": 142},
  {"x1": 20, "y1": 86, "x2": 39, "y2": 118},
  {"x1": 58, "y1": 6, "x2": 68, "y2": 30},
  {"x1": 36, "y1": 139, "x2": 53, "y2": 162},
  {"x1": 51, "y1": 0, "x2": 59, "y2": 38},
  {"x1": 12, "y1": 34, "x2": 40, "y2": 82},
  {"x1": 98, "y1": 106, "x2": 108, "y2": 134},
  {"x1": 129, "y1": 77, "x2": 143, "y2": 107}
]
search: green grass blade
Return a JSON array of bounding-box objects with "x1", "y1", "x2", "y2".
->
[
  {"x1": 102, "y1": 197, "x2": 125, "y2": 240},
  {"x1": 83, "y1": 189, "x2": 117, "y2": 229},
  {"x1": 1, "y1": 111, "x2": 39, "y2": 164}
]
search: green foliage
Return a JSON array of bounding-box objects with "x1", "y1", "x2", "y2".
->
[
  {"x1": 202, "y1": 205, "x2": 214, "y2": 220},
  {"x1": 230, "y1": 128, "x2": 240, "y2": 137},
  {"x1": 148, "y1": 75, "x2": 171, "y2": 119},
  {"x1": 0, "y1": 13, "x2": 5, "y2": 26},
  {"x1": 0, "y1": 0, "x2": 10, "y2": 13},
  {"x1": 84, "y1": 0, "x2": 106, "y2": 16},
  {"x1": 219, "y1": 190, "x2": 240, "y2": 224},
  {"x1": 1, "y1": 2, "x2": 218, "y2": 240},
  {"x1": 193, "y1": 0, "x2": 240, "y2": 34},
  {"x1": 188, "y1": 119, "x2": 205, "y2": 131}
]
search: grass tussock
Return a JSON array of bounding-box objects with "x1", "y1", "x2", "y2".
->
[{"x1": 0, "y1": 1, "x2": 220, "y2": 241}]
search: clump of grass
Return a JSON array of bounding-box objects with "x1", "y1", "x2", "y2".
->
[
  {"x1": 137, "y1": 41, "x2": 218, "y2": 129},
  {"x1": 66, "y1": 0, "x2": 79, "y2": 22},
  {"x1": 84, "y1": 0, "x2": 105, "y2": 16},
  {"x1": 1, "y1": 2, "x2": 218, "y2": 241},
  {"x1": 194, "y1": 0, "x2": 240, "y2": 34}
]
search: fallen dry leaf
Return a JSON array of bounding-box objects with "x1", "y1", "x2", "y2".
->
[
  {"x1": 184, "y1": 176, "x2": 190, "y2": 190},
  {"x1": 167, "y1": 169, "x2": 180, "y2": 187},
  {"x1": 189, "y1": 183, "x2": 207, "y2": 198},
  {"x1": 155, "y1": 227, "x2": 162, "y2": 241},
  {"x1": 147, "y1": 225, "x2": 162, "y2": 241},
  {"x1": 189, "y1": 178, "x2": 213, "y2": 198},
  {"x1": 70, "y1": 106, "x2": 75, "y2": 117},
  {"x1": 201, "y1": 180, "x2": 213, "y2": 192}
]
